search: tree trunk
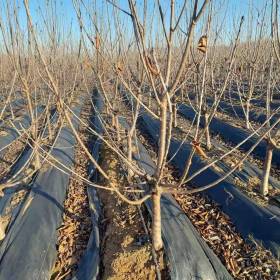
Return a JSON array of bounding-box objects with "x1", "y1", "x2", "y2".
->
[
  {"x1": 152, "y1": 187, "x2": 163, "y2": 251},
  {"x1": 156, "y1": 97, "x2": 167, "y2": 176},
  {"x1": 152, "y1": 96, "x2": 167, "y2": 251},
  {"x1": 181, "y1": 90, "x2": 183, "y2": 102},
  {"x1": 127, "y1": 132, "x2": 133, "y2": 182},
  {"x1": 245, "y1": 100, "x2": 250, "y2": 129},
  {"x1": 112, "y1": 114, "x2": 115, "y2": 127},
  {"x1": 115, "y1": 116, "x2": 121, "y2": 142},
  {"x1": 33, "y1": 140, "x2": 41, "y2": 169},
  {"x1": 261, "y1": 142, "x2": 274, "y2": 196},
  {"x1": 173, "y1": 103, "x2": 177, "y2": 128},
  {"x1": 204, "y1": 113, "x2": 211, "y2": 150},
  {"x1": 47, "y1": 110, "x2": 53, "y2": 140}
]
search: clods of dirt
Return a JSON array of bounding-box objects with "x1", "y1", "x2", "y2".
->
[{"x1": 97, "y1": 147, "x2": 166, "y2": 280}]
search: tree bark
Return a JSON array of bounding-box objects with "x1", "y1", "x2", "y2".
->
[
  {"x1": 245, "y1": 100, "x2": 250, "y2": 129},
  {"x1": 173, "y1": 103, "x2": 177, "y2": 128},
  {"x1": 204, "y1": 113, "x2": 211, "y2": 150},
  {"x1": 153, "y1": 96, "x2": 167, "y2": 251},
  {"x1": 156, "y1": 97, "x2": 167, "y2": 177},
  {"x1": 261, "y1": 142, "x2": 274, "y2": 196},
  {"x1": 127, "y1": 132, "x2": 133, "y2": 181},
  {"x1": 152, "y1": 187, "x2": 163, "y2": 251},
  {"x1": 115, "y1": 116, "x2": 121, "y2": 142}
]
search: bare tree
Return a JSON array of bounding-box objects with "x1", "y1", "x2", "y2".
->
[{"x1": 2, "y1": 0, "x2": 276, "y2": 257}]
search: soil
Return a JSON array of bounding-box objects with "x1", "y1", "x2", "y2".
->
[
  {"x1": 97, "y1": 146, "x2": 167, "y2": 280},
  {"x1": 51, "y1": 92, "x2": 167, "y2": 280}
]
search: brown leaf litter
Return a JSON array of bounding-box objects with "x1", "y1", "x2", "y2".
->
[
  {"x1": 137, "y1": 129, "x2": 279, "y2": 280},
  {"x1": 51, "y1": 104, "x2": 93, "y2": 280}
]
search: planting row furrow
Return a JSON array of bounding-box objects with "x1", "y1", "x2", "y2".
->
[
  {"x1": 135, "y1": 118, "x2": 279, "y2": 279},
  {"x1": 52, "y1": 91, "x2": 102, "y2": 280},
  {"x1": 118, "y1": 116, "x2": 233, "y2": 280},
  {"x1": 0, "y1": 97, "x2": 88, "y2": 279},
  {"x1": 139, "y1": 111, "x2": 280, "y2": 257},
  {"x1": 178, "y1": 104, "x2": 280, "y2": 168}
]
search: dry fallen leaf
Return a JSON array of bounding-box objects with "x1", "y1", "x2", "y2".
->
[
  {"x1": 116, "y1": 61, "x2": 124, "y2": 72},
  {"x1": 0, "y1": 215, "x2": 11, "y2": 240},
  {"x1": 198, "y1": 35, "x2": 207, "y2": 53},
  {"x1": 0, "y1": 130, "x2": 8, "y2": 136},
  {"x1": 144, "y1": 55, "x2": 159, "y2": 76},
  {"x1": 192, "y1": 141, "x2": 208, "y2": 159}
]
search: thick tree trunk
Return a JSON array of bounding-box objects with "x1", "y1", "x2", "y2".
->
[
  {"x1": 152, "y1": 187, "x2": 162, "y2": 251},
  {"x1": 152, "y1": 96, "x2": 167, "y2": 251},
  {"x1": 261, "y1": 142, "x2": 274, "y2": 196}
]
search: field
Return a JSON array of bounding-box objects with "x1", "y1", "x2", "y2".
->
[{"x1": 0, "y1": 0, "x2": 279, "y2": 279}]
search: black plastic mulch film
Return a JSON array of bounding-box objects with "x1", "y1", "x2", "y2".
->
[
  {"x1": 141, "y1": 108, "x2": 280, "y2": 257},
  {"x1": 0, "y1": 96, "x2": 101, "y2": 280},
  {"x1": 0, "y1": 91, "x2": 278, "y2": 279},
  {"x1": 119, "y1": 116, "x2": 233, "y2": 280},
  {"x1": 178, "y1": 104, "x2": 280, "y2": 168},
  {"x1": 72, "y1": 92, "x2": 103, "y2": 280}
]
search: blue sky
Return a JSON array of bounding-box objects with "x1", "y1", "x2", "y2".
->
[
  {"x1": 25, "y1": 0, "x2": 271, "y2": 31},
  {"x1": 0, "y1": 0, "x2": 272, "y2": 48}
]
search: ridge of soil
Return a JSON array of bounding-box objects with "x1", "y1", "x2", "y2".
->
[
  {"x1": 97, "y1": 146, "x2": 167, "y2": 280},
  {"x1": 51, "y1": 93, "x2": 167, "y2": 280}
]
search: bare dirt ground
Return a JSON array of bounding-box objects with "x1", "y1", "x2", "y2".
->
[{"x1": 97, "y1": 146, "x2": 167, "y2": 280}]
